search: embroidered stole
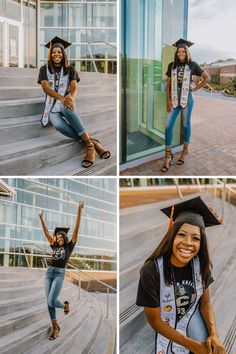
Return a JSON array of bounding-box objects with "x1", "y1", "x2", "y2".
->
[
  {"x1": 40, "y1": 66, "x2": 69, "y2": 127},
  {"x1": 171, "y1": 64, "x2": 191, "y2": 109},
  {"x1": 155, "y1": 257, "x2": 204, "y2": 354}
]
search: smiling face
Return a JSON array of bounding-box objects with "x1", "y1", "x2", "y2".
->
[
  {"x1": 56, "y1": 233, "x2": 65, "y2": 246},
  {"x1": 51, "y1": 47, "x2": 63, "y2": 65},
  {"x1": 171, "y1": 223, "x2": 201, "y2": 267},
  {"x1": 177, "y1": 47, "x2": 187, "y2": 62}
]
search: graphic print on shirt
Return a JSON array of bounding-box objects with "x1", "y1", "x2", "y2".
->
[
  {"x1": 52, "y1": 247, "x2": 66, "y2": 261},
  {"x1": 175, "y1": 280, "x2": 196, "y2": 320},
  {"x1": 177, "y1": 65, "x2": 185, "y2": 86}
]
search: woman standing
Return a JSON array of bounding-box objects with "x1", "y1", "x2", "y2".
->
[
  {"x1": 136, "y1": 197, "x2": 226, "y2": 354},
  {"x1": 38, "y1": 36, "x2": 110, "y2": 168},
  {"x1": 39, "y1": 201, "x2": 84, "y2": 340},
  {"x1": 161, "y1": 39, "x2": 209, "y2": 172}
]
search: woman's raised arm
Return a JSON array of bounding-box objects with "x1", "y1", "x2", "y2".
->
[
  {"x1": 39, "y1": 210, "x2": 54, "y2": 246},
  {"x1": 71, "y1": 202, "x2": 84, "y2": 244}
]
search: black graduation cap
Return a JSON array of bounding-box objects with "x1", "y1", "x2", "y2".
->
[
  {"x1": 161, "y1": 196, "x2": 221, "y2": 229},
  {"x1": 53, "y1": 227, "x2": 70, "y2": 236},
  {"x1": 173, "y1": 38, "x2": 194, "y2": 48},
  {"x1": 45, "y1": 36, "x2": 72, "y2": 50}
]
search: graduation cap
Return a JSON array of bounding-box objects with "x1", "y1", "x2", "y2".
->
[
  {"x1": 173, "y1": 38, "x2": 194, "y2": 48},
  {"x1": 161, "y1": 196, "x2": 221, "y2": 230},
  {"x1": 53, "y1": 227, "x2": 70, "y2": 236},
  {"x1": 45, "y1": 36, "x2": 71, "y2": 50}
]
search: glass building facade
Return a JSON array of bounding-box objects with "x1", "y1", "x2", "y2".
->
[
  {"x1": 0, "y1": 178, "x2": 117, "y2": 271},
  {"x1": 120, "y1": 0, "x2": 188, "y2": 164},
  {"x1": 0, "y1": 0, "x2": 37, "y2": 68},
  {"x1": 0, "y1": 0, "x2": 117, "y2": 73}
]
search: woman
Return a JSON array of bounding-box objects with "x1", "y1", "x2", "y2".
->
[
  {"x1": 161, "y1": 39, "x2": 209, "y2": 172},
  {"x1": 39, "y1": 201, "x2": 84, "y2": 340},
  {"x1": 38, "y1": 36, "x2": 110, "y2": 168},
  {"x1": 136, "y1": 197, "x2": 226, "y2": 354}
]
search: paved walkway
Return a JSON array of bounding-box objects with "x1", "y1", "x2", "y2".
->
[{"x1": 120, "y1": 96, "x2": 236, "y2": 176}]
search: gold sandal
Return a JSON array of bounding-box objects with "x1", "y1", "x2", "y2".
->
[
  {"x1": 92, "y1": 138, "x2": 111, "y2": 159},
  {"x1": 81, "y1": 133, "x2": 96, "y2": 168},
  {"x1": 177, "y1": 146, "x2": 188, "y2": 165},
  {"x1": 161, "y1": 148, "x2": 173, "y2": 172}
]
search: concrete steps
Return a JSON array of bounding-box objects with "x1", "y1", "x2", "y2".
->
[
  {"x1": 0, "y1": 68, "x2": 116, "y2": 175},
  {"x1": 0, "y1": 94, "x2": 115, "y2": 119},
  {"x1": 0, "y1": 122, "x2": 115, "y2": 175},
  {"x1": 0, "y1": 267, "x2": 116, "y2": 354},
  {"x1": 0, "y1": 107, "x2": 115, "y2": 144},
  {"x1": 120, "y1": 193, "x2": 236, "y2": 352}
]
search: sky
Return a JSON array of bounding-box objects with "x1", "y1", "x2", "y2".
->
[{"x1": 188, "y1": 0, "x2": 236, "y2": 64}]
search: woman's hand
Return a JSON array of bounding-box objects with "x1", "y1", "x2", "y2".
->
[
  {"x1": 78, "y1": 201, "x2": 85, "y2": 213},
  {"x1": 63, "y1": 95, "x2": 75, "y2": 110},
  {"x1": 39, "y1": 210, "x2": 44, "y2": 219},
  {"x1": 191, "y1": 86, "x2": 198, "y2": 93},
  {"x1": 167, "y1": 99, "x2": 172, "y2": 113},
  {"x1": 191, "y1": 341, "x2": 209, "y2": 354},
  {"x1": 206, "y1": 334, "x2": 226, "y2": 354}
]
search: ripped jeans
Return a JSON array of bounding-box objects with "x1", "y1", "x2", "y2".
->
[
  {"x1": 50, "y1": 106, "x2": 86, "y2": 141},
  {"x1": 165, "y1": 91, "x2": 194, "y2": 148},
  {"x1": 45, "y1": 266, "x2": 65, "y2": 320}
]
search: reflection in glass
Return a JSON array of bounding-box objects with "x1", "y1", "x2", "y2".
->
[
  {"x1": 0, "y1": 178, "x2": 117, "y2": 270},
  {"x1": 40, "y1": 1, "x2": 117, "y2": 73},
  {"x1": 121, "y1": 0, "x2": 188, "y2": 163},
  {"x1": 9, "y1": 24, "x2": 19, "y2": 67},
  {"x1": 5, "y1": 0, "x2": 21, "y2": 21},
  {"x1": 23, "y1": 0, "x2": 37, "y2": 67},
  {"x1": 0, "y1": 22, "x2": 3, "y2": 67}
]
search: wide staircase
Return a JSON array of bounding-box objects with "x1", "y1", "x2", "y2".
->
[
  {"x1": 0, "y1": 267, "x2": 116, "y2": 354},
  {"x1": 0, "y1": 68, "x2": 116, "y2": 176},
  {"x1": 120, "y1": 192, "x2": 236, "y2": 354}
]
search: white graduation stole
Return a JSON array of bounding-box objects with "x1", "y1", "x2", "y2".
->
[
  {"x1": 40, "y1": 65, "x2": 69, "y2": 127},
  {"x1": 155, "y1": 257, "x2": 204, "y2": 354},
  {"x1": 171, "y1": 64, "x2": 191, "y2": 109}
]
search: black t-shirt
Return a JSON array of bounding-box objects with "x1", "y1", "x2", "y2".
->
[
  {"x1": 50, "y1": 239, "x2": 75, "y2": 268},
  {"x1": 136, "y1": 258, "x2": 213, "y2": 322},
  {"x1": 166, "y1": 61, "x2": 204, "y2": 88},
  {"x1": 37, "y1": 65, "x2": 80, "y2": 94}
]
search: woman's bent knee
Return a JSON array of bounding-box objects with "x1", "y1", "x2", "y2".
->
[{"x1": 48, "y1": 299, "x2": 56, "y2": 308}]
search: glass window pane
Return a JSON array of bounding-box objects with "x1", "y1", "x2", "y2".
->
[
  {"x1": 121, "y1": 0, "x2": 187, "y2": 163},
  {"x1": 6, "y1": 0, "x2": 21, "y2": 21},
  {"x1": 9, "y1": 24, "x2": 19, "y2": 67},
  {"x1": 69, "y1": 4, "x2": 87, "y2": 27},
  {"x1": 92, "y1": 4, "x2": 116, "y2": 27}
]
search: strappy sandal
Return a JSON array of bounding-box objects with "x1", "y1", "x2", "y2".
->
[
  {"x1": 81, "y1": 133, "x2": 96, "y2": 168},
  {"x1": 49, "y1": 320, "x2": 60, "y2": 340},
  {"x1": 177, "y1": 148, "x2": 188, "y2": 165},
  {"x1": 64, "y1": 301, "x2": 70, "y2": 315},
  {"x1": 92, "y1": 138, "x2": 111, "y2": 159},
  {"x1": 161, "y1": 152, "x2": 173, "y2": 173}
]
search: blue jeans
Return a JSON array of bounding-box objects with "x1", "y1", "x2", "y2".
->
[
  {"x1": 50, "y1": 106, "x2": 86, "y2": 140},
  {"x1": 165, "y1": 92, "x2": 194, "y2": 148},
  {"x1": 45, "y1": 266, "x2": 65, "y2": 320}
]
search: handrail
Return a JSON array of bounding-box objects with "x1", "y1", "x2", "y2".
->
[
  {"x1": 88, "y1": 40, "x2": 117, "y2": 50},
  {"x1": 67, "y1": 262, "x2": 116, "y2": 293},
  {"x1": 21, "y1": 242, "x2": 116, "y2": 318},
  {"x1": 87, "y1": 40, "x2": 117, "y2": 73},
  {"x1": 173, "y1": 178, "x2": 183, "y2": 199}
]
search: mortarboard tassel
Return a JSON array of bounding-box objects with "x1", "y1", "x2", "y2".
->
[{"x1": 168, "y1": 205, "x2": 175, "y2": 230}]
